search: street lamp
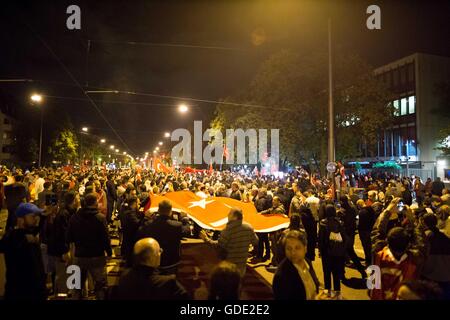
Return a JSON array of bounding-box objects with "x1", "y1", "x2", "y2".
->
[
  {"x1": 164, "y1": 132, "x2": 170, "y2": 138},
  {"x1": 30, "y1": 94, "x2": 43, "y2": 167},
  {"x1": 100, "y1": 139, "x2": 106, "y2": 143},
  {"x1": 116, "y1": 149, "x2": 119, "y2": 153},
  {"x1": 178, "y1": 104, "x2": 188, "y2": 113},
  {"x1": 110, "y1": 145, "x2": 114, "y2": 149},
  {"x1": 123, "y1": 152, "x2": 127, "y2": 155},
  {"x1": 31, "y1": 94, "x2": 42, "y2": 103},
  {"x1": 155, "y1": 147, "x2": 160, "y2": 151},
  {"x1": 82, "y1": 127, "x2": 88, "y2": 132},
  {"x1": 158, "y1": 141, "x2": 163, "y2": 146}
]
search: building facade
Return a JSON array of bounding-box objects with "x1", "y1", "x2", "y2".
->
[{"x1": 349, "y1": 53, "x2": 450, "y2": 182}]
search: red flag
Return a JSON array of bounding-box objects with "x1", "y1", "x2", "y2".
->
[
  {"x1": 209, "y1": 161, "x2": 213, "y2": 174},
  {"x1": 148, "y1": 191, "x2": 289, "y2": 232},
  {"x1": 222, "y1": 144, "x2": 230, "y2": 160},
  {"x1": 153, "y1": 157, "x2": 172, "y2": 173}
]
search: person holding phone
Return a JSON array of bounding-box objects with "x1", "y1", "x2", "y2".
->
[{"x1": 371, "y1": 197, "x2": 416, "y2": 255}]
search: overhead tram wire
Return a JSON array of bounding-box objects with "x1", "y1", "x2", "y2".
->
[
  {"x1": 20, "y1": 20, "x2": 136, "y2": 157},
  {"x1": 85, "y1": 87, "x2": 295, "y2": 112},
  {"x1": 88, "y1": 39, "x2": 248, "y2": 53}
]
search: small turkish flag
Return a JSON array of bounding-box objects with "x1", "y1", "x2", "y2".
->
[{"x1": 153, "y1": 157, "x2": 172, "y2": 173}]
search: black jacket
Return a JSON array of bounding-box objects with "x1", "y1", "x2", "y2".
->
[
  {"x1": 431, "y1": 181, "x2": 445, "y2": 196},
  {"x1": 114, "y1": 265, "x2": 188, "y2": 300},
  {"x1": 318, "y1": 217, "x2": 348, "y2": 257},
  {"x1": 402, "y1": 189, "x2": 413, "y2": 206},
  {"x1": 358, "y1": 206, "x2": 376, "y2": 233},
  {"x1": 121, "y1": 208, "x2": 145, "y2": 261},
  {"x1": 106, "y1": 180, "x2": 117, "y2": 201},
  {"x1": 47, "y1": 206, "x2": 77, "y2": 257},
  {"x1": 230, "y1": 190, "x2": 242, "y2": 201},
  {"x1": 272, "y1": 258, "x2": 319, "y2": 300},
  {"x1": 255, "y1": 195, "x2": 272, "y2": 212},
  {"x1": 339, "y1": 206, "x2": 357, "y2": 236},
  {"x1": 0, "y1": 228, "x2": 47, "y2": 300},
  {"x1": 67, "y1": 207, "x2": 112, "y2": 258},
  {"x1": 137, "y1": 214, "x2": 183, "y2": 267}
]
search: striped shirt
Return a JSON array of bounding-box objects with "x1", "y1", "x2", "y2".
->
[{"x1": 218, "y1": 220, "x2": 259, "y2": 271}]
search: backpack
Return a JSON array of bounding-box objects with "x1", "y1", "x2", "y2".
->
[{"x1": 327, "y1": 218, "x2": 347, "y2": 257}]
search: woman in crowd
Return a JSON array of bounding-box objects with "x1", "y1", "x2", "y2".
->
[{"x1": 272, "y1": 229, "x2": 319, "y2": 300}]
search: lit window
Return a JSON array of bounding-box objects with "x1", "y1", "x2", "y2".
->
[
  {"x1": 408, "y1": 96, "x2": 415, "y2": 114},
  {"x1": 401, "y1": 98, "x2": 407, "y2": 115},
  {"x1": 393, "y1": 100, "x2": 400, "y2": 116}
]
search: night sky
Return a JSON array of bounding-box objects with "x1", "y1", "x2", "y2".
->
[{"x1": 1, "y1": 0, "x2": 449, "y2": 158}]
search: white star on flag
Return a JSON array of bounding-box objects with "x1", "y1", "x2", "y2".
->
[{"x1": 188, "y1": 198, "x2": 215, "y2": 209}]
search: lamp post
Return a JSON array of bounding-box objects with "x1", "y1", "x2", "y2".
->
[{"x1": 31, "y1": 94, "x2": 44, "y2": 167}]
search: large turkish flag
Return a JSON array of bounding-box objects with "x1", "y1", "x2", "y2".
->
[{"x1": 146, "y1": 191, "x2": 289, "y2": 233}]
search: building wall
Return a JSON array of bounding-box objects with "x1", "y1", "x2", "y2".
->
[
  {"x1": 415, "y1": 53, "x2": 450, "y2": 171},
  {"x1": 371, "y1": 53, "x2": 450, "y2": 170}
]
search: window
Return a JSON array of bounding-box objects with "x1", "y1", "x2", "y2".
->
[
  {"x1": 408, "y1": 96, "x2": 416, "y2": 114},
  {"x1": 400, "y1": 98, "x2": 408, "y2": 115},
  {"x1": 393, "y1": 128, "x2": 401, "y2": 157},
  {"x1": 393, "y1": 100, "x2": 400, "y2": 116},
  {"x1": 407, "y1": 125, "x2": 417, "y2": 156}
]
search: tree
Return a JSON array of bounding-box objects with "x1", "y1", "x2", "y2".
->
[
  {"x1": 48, "y1": 128, "x2": 79, "y2": 164},
  {"x1": 211, "y1": 49, "x2": 394, "y2": 175},
  {"x1": 436, "y1": 126, "x2": 450, "y2": 156},
  {"x1": 433, "y1": 81, "x2": 450, "y2": 156}
]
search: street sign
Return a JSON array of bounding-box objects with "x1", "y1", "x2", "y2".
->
[{"x1": 327, "y1": 161, "x2": 337, "y2": 173}]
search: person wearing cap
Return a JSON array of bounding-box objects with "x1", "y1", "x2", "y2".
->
[{"x1": 0, "y1": 202, "x2": 47, "y2": 300}]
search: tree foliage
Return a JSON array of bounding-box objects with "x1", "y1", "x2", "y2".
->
[
  {"x1": 48, "y1": 128, "x2": 79, "y2": 164},
  {"x1": 211, "y1": 49, "x2": 394, "y2": 173}
]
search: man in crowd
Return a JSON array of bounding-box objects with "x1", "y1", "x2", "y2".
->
[
  {"x1": 200, "y1": 208, "x2": 259, "y2": 277},
  {"x1": 0, "y1": 203, "x2": 47, "y2": 300},
  {"x1": 114, "y1": 238, "x2": 188, "y2": 299},
  {"x1": 67, "y1": 193, "x2": 112, "y2": 299},
  {"x1": 106, "y1": 174, "x2": 117, "y2": 224},
  {"x1": 136, "y1": 200, "x2": 183, "y2": 275}
]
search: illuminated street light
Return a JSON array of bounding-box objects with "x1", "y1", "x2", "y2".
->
[
  {"x1": 82, "y1": 127, "x2": 88, "y2": 132},
  {"x1": 110, "y1": 145, "x2": 115, "y2": 149},
  {"x1": 155, "y1": 147, "x2": 160, "y2": 151},
  {"x1": 30, "y1": 94, "x2": 44, "y2": 167},
  {"x1": 100, "y1": 139, "x2": 106, "y2": 143},
  {"x1": 31, "y1": 94, "x2": 43, "y2": 103},
  {"x1": 178, "y1": 104, "x2": 188, "y2": 113},
  {"x1": 164, "y1": 132, "x2": 170, "y2": 138},
  {"x1": 158, "y1": 141, "x2": 163, "y2": 146},
  {"x1": 123, "y1": 152, "x2": 127, "y2": 155},
  {"x1": 116, "y1": 149, "x2": 119, "y2": 153}
]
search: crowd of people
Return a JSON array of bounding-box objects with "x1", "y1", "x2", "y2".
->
[{"x1": 0, "y1": 164, "x2": 449, "y2": 300}]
